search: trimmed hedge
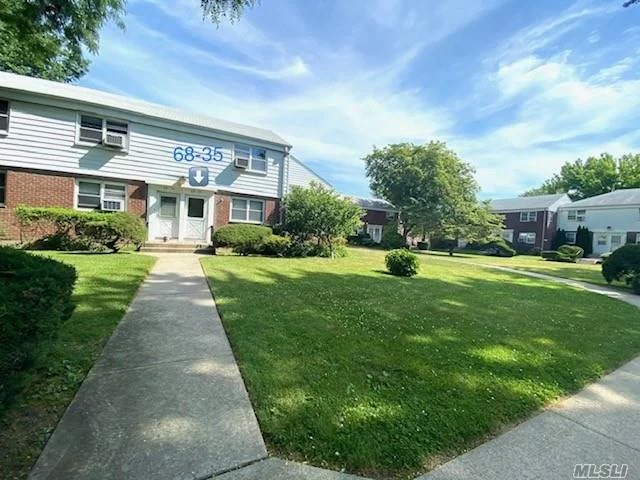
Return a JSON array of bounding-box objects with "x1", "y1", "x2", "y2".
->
[
  {"x1": 385, "y1": 249, "x2": 419, "y2": 277},
  {"x1": 558, "y1": 244, "x2": 584, "y2": 260},
  {"x1": 542, "y1": 244, "x2": 584, "y2": 263},
  {"x1": 602, "y1": 244, "x2": 640, "y2": 291},
  {"x1": 212, "y1": 224, "x2": 272, "y2": 248},
  {"x1": 259, "y1": 235, "x2": 292, "y2": 256},
  {"x1": 0, "y1": 247, "x2": 77, "y2": 406},
  {"x1": 464, "y1": 239, "x2": 516, "y2": 257},
  {"x1": 15, "y1": 206, "x2": 146, "y2": 252}
]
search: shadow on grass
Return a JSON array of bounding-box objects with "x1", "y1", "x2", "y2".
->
[{"x1": 203, "y1": 259, "x2": 640, "y2": 478}]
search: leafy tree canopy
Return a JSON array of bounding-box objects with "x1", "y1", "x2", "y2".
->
[
  {"x1": 364, "y1": 141, "x2": 503, "y2": 244},
  {"x1": 523, "y1": 153, "x2": 640, "y2": 200},
  {"x1": 0, "y1": 0, "x2": 126, "y2": 82},
  {"x1": 0, "y1": 0, "x2": 259, "y2": 82}
]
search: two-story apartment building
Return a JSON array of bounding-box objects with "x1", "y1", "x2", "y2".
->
[
  {"x1": 557, "y1": 188, "x2": 640, "y2": 256},
  {"x1": 0, "y1": 73, "x2": 329, "y2": 243},
  {"x1": 490, "y1": 193, "x2": 572, "y2": 251},
  {"x1": 349, "y1": 197, "x2": 398, "y2": 243}
]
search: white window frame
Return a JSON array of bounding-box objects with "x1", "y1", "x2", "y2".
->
[
  {"x1": 518, "y1": 232, "x2": 536, "y2": 245},
  {"x1": 565, "y1": 231, "x2": 577, "y2": 244},
  {"x1": 233, "y1": 144, "x2": 268, "y2": 174},
  {"x1": 75, "y1": 179, "x2": 127, "y2": 212},
  {"x1": 75, "y1": 113, "x2": 129, "y2": 151},
  {"x1": 0, "y1": 99, "x2": 10, "y2": 135},
  {"x1": 519, "y1": 211, "x2": 537, "y2": 222},
  {"x1": 229, "y1": 197, "x2": 265, "y2": 224},
  {"x1": 567, "y1": 209, "x2": 586, "y2": 222}
]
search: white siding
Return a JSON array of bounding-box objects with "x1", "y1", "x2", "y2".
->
[
  {"x1": 285, "y1": 156, "x2": 331, "y2": 192},
  {"x1": 0, "y1": 98, "x2": 285, "y2": 198},
  {"x1": 558, "y1": 206, "x2": 640, "y2": 233}
]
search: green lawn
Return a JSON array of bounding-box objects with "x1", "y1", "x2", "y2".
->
[
  {"x1": 202, "y1": 248, "x2": 640, "y2": 479},
  {"x1": 0, "y1": 252, "x2": 156, "y2": 480},
  {"x1": 421, "y1": 250, "x2": 626, "y2": 289}
]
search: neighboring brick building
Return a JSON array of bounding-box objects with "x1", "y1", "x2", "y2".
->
[
  {"x1": 489, "y1": 194, "x2": 572, "y2": 252},
  {"x1": 0, "y1": 72, "x2": 328, "y2": 243},
  {"x1": 349, "y1": 197, "x2": 398, "y2": 243}
]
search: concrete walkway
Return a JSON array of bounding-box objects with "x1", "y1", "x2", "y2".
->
[{"x1": 419, "y1": 264, "x2": 640, "y2": 480}]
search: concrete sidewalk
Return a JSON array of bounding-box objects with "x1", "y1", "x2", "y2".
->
[{"x1": 29, "y1": 254, "x2": 267, "y2": 480}]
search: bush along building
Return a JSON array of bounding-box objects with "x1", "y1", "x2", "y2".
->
[
  {"x1": 0, "y1": 72, "x2": 329, "y2": 245},
  {"x1": 489, "y1": 193, "x2": 572, "y2": 252}
]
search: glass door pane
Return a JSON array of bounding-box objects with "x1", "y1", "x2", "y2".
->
[
  {"x1": 187, "y1": 197, "x2": 205, "y2": 218},
  {"x1": 160, "y1": 195, "x2": 177, "y2": 218}
]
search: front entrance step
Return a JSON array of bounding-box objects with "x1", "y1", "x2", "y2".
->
[{"x1": 140, "y1": 242, "x2": 214, "y2": 254}]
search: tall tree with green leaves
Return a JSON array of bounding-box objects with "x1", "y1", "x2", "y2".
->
[
  {"x1": 0, "y1": 0, "x2": 126, "y2": 82},
  {"x1": 0, "y1": 0, "x2": 260, "y2": 83},
  {"x1": 364, "y1": 141, "x2": 503, "y2": 250},
  {"x1": 523, "y1": 153, "x2": 640, "y2": 200}
]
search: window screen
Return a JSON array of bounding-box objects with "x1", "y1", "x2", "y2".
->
[{"x1": 77, "y1": 181, "x2": 101, "y2": 209}]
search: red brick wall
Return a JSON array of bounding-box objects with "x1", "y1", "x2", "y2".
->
[
  {"x1": 363, "y1": 209, "x2": 395, "y2": 225},
  {"x1": 0, "y1": 168, "x2": 147, "y2": 240},
  {"x1": 214, "y1": 192, "x2": 279, "y2": 229}
]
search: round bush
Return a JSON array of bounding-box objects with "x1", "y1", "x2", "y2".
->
[
  {"x1": 558, "y1": 244, "x2": 584, "y2": 260},
  {"x1": 602, "y1": 244, "x2": 640, "y2": 287},
  {"x1": 259, "y1": 235, "x2": 292, "y2": 257},
  {"x1": 212, "y1": 224, "x2": 272, "y2": 248},
  {"x1": 385, "y1": 249, "x2": 419, "y2": 277}
]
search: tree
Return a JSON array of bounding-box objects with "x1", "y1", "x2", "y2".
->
[
  {"x1": 282, "y1": 182, "x2": 363, "y2": 257},
  {"x1": 551, "y1": 229, "x2": 567, "y2": 250},
  {"x1": 575, "y1": 226, "x2": 593, "y2": 257},
  {"x1": 0, "y1": 0, "x2": 259, "y2": 83},
  {"x1": 201, "y1": 0, "x2": 259, "y2": 24},
  {"x1": 364, "y1": 141, "x2": 503, "y2": 254},
  {"x1": 523, "y1": 153, "x2": 640, "y2": 200},
  {"x1": 624, "y1": 0, "x2": 639, "y2": 6},
  {"x1": 0, "y1": 0, "x2": 126, "y2": 82}
]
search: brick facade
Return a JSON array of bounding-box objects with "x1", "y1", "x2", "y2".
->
[
  {"x1": 214, "y1": 191, "x2": 279, "y2": 229},
  {"x1": 362, "y1": 209, "x2": 395, "y2": 226},
  {"x1": 501, "y1": 210, "x2": 554, "y2": 251},
  {"x1": 0, "y1": 168, "x2": 147, "y2": 241}
]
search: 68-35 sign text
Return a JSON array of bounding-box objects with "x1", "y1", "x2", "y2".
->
[{"x1": 173, "y1": 146, "x2": 223, "y2": 162}]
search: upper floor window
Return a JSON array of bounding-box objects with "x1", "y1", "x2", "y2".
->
[
  {"x1": 519, "y1": 211, "x2": 537, "y2": 222},
  {"x1": 0, "y1": 100, "x2": 9, "y2": 134},
  {"x1": 78, "y1": 114, "x2": 129, "y2": 149},
  {"x1": 233, "y1": 144, "x2": 267, "y2": 173},
  {"x1": 0, "y1": 171, "x2": 6, "y2": 206},
  {"x1": 77, "y1": 180, "x2": 126, "y2": 211},
  {"x1": 567, "y1": 209, "x2": 586, "y2": 222}
]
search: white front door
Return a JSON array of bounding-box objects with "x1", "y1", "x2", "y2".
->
[
  {"x1": 593, "y1": 232, "x2": 626, "y2": 256},
  {"x1": 367, "y1": 224, "x2": 383, "y2": 243},
  {"x1": 185, "y1": 196, "x2": 207, "y2": 241},
  {"x1": 157, "y1": 193, "x2": 179, "y2": 239}
]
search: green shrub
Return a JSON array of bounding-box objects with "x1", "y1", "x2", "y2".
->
[
  {"x1": 465, "y1": 239, "x2": 516, "y2": 257},
  {"x1": 212, "y1": 224, "x2": 272, "y2": 249},
  {"x1": 311, "y1": 241, "x2": 348, "y2": 258},
  {"x1": 417, "y1": 241, "x2": 429, "y2": 251},
  {"x1": 541, "y1": 250, "x2": 575, "y2": 263},
  {"x1": 285, "y1": 240, "x2": 316, "y2": 258},
  {"x1": 602, "y1": 244, "x2": 640, "y2": 288},
  {"x1": 15, "y1": 206, "x2": 146, "y2": 253},
  {"x1": 558, "y1": 244, "x2": 584, "y2": 260},
  {"x1": 632, "y1": 275, "x2": 640, "y2": 295},
  {"x1": 81, "y1": 212, "x2": 146, "y2": 252},
  {"x1": 259, "y1": 235, "x2": 292, "y2": 257},
  {"x1": 0, "y1": 247, "x2": 77, "y2": 407},
  {"x1": 347, "y1": 233, "x2": 378, "y2": 248},
  {"x1": 380, "y1": 223, "x2": 405, "y2": 249},
  {"x1": 232, "y1": 240, "x2": 262, "y2": 256},
  {"x1": 385, "y1": 249, "x2": 419, "y2": 277}
]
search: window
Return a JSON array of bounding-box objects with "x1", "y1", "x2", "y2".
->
[
  {"x1": 78, "y1": 114, "x2": 129, "y2": 148},
  {"x1": 77, "y1": 180, "x2": 126, "y2": 211},
  {"x1": 636, "y1": 233, "x2": 640, "y2": 245},
  {"x1": 567, "y1": 209, "x2": 586, "y2": 221},
  {"x1": 230, "y1": 198, "x2": 264, "y2": 223},
  {"x1": 519, "y1": 211, "x2": 537, "y2": 222},
  {"x1": 160, "y1": 195, "x2": 177, "y2": 218},
  {"x1": 518, "y1": 232, "x2": 536, "y2": 244},
  {"x1": 234, "y1": 144, "x2": 268, "y2": 172},
  {"x1": 596, "y1": 234, "x2": 607, "y2": 246},
  {"x1": 0, "y1": 100, "x2": 9, "y2": 133},
  {"x1": 565, "y1": 231, "x2": 577, "y2": 244},
  {"x1": 0, "y1": 171, "x2": 5, "y2": 206}
]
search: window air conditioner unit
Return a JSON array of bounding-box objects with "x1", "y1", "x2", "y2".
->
[
  {"x1": 235, "y1": 157, "x2": 249, "y2": 169},
  {"x1": 103, "y1": 132, "x2": 126, "y2": 148},
  {"x1": 102, "y1": 200, "x2": 123, "y2": 211}
]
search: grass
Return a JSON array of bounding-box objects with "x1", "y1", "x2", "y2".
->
[
  {"x1": 421, "y1": 249, "x2": 626, "y2": 289},
  {"x1": 202, "y1": 248, "x2": 640, "y2": 479},
  {"x1": 0, "y1": 252, "x2": 156, "y2": 480}
]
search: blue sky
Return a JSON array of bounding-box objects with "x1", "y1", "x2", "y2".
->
[{"x1": 80, "y1": 0, "x2": 640, "y2": 199}]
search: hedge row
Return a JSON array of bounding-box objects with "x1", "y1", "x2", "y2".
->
[
  {"x1": 541, "y1": 244, "x2": 584, "y2": 263},
  {"x1": 0, "y1": 247, "x2": 77, "y2": 407},
  {"x1": 15, "y1": 206, "x2": 146, "y2": 252}
]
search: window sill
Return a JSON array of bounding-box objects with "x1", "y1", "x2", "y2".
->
[
  {"x1": 229, "y1": 219, "x2": 264, "y2": 225},
  {"x1": 73, "y1": 141, "x2": 129, "y2": 154}
]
